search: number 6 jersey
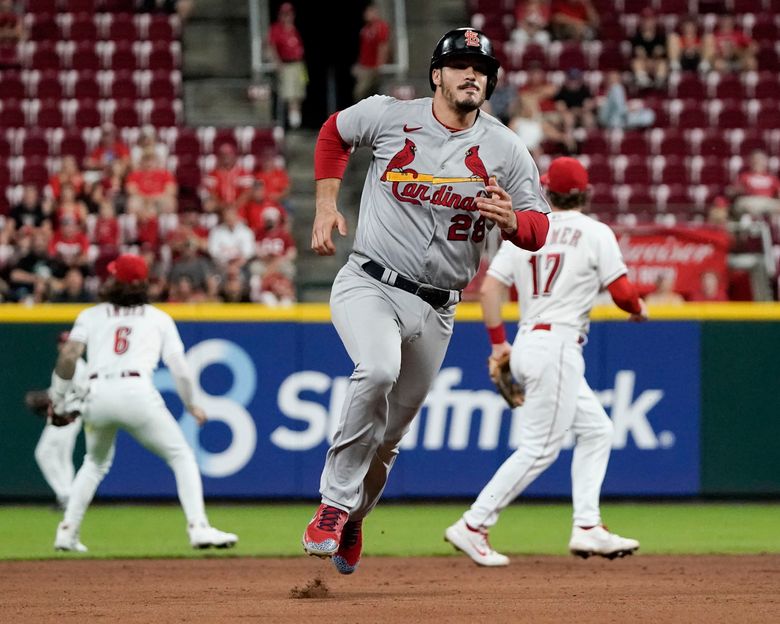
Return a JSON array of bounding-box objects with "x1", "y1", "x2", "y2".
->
[
  {"x1": 69, "y1": 303, "x2": 186, "y2": 377},
  {"x1": 488, "y1": 211, "x2": 628, "y2": 336}
]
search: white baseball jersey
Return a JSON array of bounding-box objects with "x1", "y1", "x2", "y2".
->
[
  {"x1": 488, "y1": 211, "x2": 627, "y2": 335},
  {"x1": 336, "y1": 95, "x2": 550, "y2": 290},
  {"x1": 69, "y1": 303, "x2": 185, "y2": 377}
]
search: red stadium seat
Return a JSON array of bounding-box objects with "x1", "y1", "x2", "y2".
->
[
  {"x1": 657, "y1": 156, "x2": 690, "y2": 185},
  {"x1": 0, "y1": 99, "x2": 25, "y2": 127},
  {"x1": 677, "y1": 100, "x2": 707, "y2": 128},
  {"x1": 627, "y1": 185, "x2": 653, "y2": 209},
  {"x1": 30, "y1": 44, "x2": 61, "y2": 71},
  {"x1": 757, "y1": 44, "x2": 779, "y2": 71},
  {"x1": 60, "y1": 130, "x2": 87, "y2": 161},
  {"x1": 711, "y1": 73, "x2": 744, "y2": 100},
  {"x1": 149, "y1": 99, "x2": 177, "y2": 127},
  {"x1": 63, "y1": 0, "x2": 100, "y2": 11},
  {"x1": 621, "y1": 157, "x2": 650, "y2": 185},
  {"x1": 175, "y1": 163, "x2": 201, "y2": 189},
  {"x1": 617, "y1": 132, "x2": 649, "y2": 157},
  {"x1": 595, "y1": 42, "x2": 625, "y2": 71},
  {"x1": 26, "y1": 0, "x2": 58, "y2": 14},
  {"x1": 108, "y1": 71, "x2": 138, "y2": 99},
  {"x1": 0, "y1": 72, "x2": 25, "y2": 99},
  {"x1": 586, "y1": 155, "x2": 612, "y2": 184},
  {"x1": 554, "y1": 43, "x2": 587, "y2": 71},
  {"x1": 753, "y1": 72, "x2": 780, "y2": 99},
  {"x1": 109, "y1": 99, "x2": 140, "y2": 127},
  {"x1": 149, "y1": 71, "x2": 177, "y2": 99},
  {"x1": 519, "y1": 45, "x2": 547, "y2": 70},
  {"x1": 715, "y1": 103, "x2": 748, "y2": 129},
  {"x1": 732, "y1": 0, "x2": 765, "y2": 12},
  {"x1": 73, "y1": 98, "x2": 101, "y2": 127},
  {"x1": 106, "y1": 42, "x2": 139, "y2": 71},
  {"x1": 736, "y1": 128, "x2": 768, "y2": 156},
  {"x1": 21, "y1": 129, "x2": 49, "y2": 157},
  {"x1": 28, "y1": 15, "x2": 59, "y2": 41},
  {"x1": 71, "y1": 41, "x2": 101, "y2": 72},
  {"x1": 699, "y1": 131, "x2": 731, "y2": 158},
  {"x1": 0, "y1": 135, "x2": 11, "y2": 158},
  {"x1": 579, "y1": 131, "x2": 608, "y2": 155},
  {"x1": 173, "y1": 132, "x2": 200, "y2": 158},
  {"x1": 750, "y1": 17, "x2": 779, "y2": 43},
  {"x1": 35, "y1": 100, "x2": 65, "y2": 128},
  {"x1": 68, "y1": 13, "x2": 99, "y2": 42},
  {"x1": 696, "y1": 157, "x2": 728, "y2": 186},
  {"x1": 672, "y1": 74, "x2": 706, "y2": 99},
  {"x1": 147, "y1": 15, "x2": 176, "y2": 41},
  {"x1": 589, "y1": 183, "x2": 614, "y2": 208},
  {"x1": 248, "y1": 128, "x2": 277, "y2": 155},
  {"x1": 147, "y1": 42, "x2": 176, "y2": 71},
  {"x1": 102, "y1": 0, "x2": 137, "y2": 11},
  {"x1": 754, "y1": 99, "x2": 780, "y2": 130},
  {"x1": 73, "y1": 71, "x2": 100, "y2": 99},
  {"x1": 21, "y1": 158, "x2": 49, "y2": 188},
  {"x1": 33, "y1": 70, "x2": 63, "y2": 99}
]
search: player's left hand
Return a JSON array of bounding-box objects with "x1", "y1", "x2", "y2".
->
[
  {"x1": 190, "y1": 406, "x2": 208, "y2": 426},
  {"x1": 476, "y1": 177, "x2": 518, "y2": 234}
]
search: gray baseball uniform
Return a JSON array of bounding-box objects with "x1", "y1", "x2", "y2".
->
[{"x1": 321, "y1": 95, "x2": 549, "y2": 518}]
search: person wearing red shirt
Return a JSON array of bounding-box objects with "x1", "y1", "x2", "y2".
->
[
  {"x1": 49, "y1": 217, "x2": 90, "y2": 269},
  {"x1": 267, "y1": 2, "x2": 307, "y2": 129},
  {"x1": 126, "y1": 151, "x2": 177, "y2": 216},
  {"x1": 549, "y1": 0, "x2": 599, "y2": 41},
  {"x1": 353, "y1": 3, "x2": 390, "y2": 101},
  {"x1": 48, "y1": 156, "x2": 86, "y2": 200},
  {"x1": 240, "y1": 178, "x2": 289, "y2": 234},
  {"x1": 85, "y1": 124, "x2": 131, "y2": 173},
  {"x1": 733, "y1": 150, "x2": 780, "y2": 215},
  {"x1": 706, "y1": 14, "x2": 757, "y2": 73},
  {"x1": 92, "y1": 201, "x2": 120, "y2": 250},
  {"x1": 253, "y1": 207, "x2": 297, "y2": 306},
  {"x1": 55, "y1": 183, "x2": 89, "y2": 226},
  {"x1": 202, "y1": 143, "x2": 253, "y2": 213},
  {"x1": 0, "y1": 0, "x2": 22, "y2": 66},
  {"x1": 255, "y1": 151, "x2": 291, "y2": 202}
]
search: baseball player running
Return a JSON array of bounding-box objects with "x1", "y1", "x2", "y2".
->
[
  {"x1": 51, "y1": 253, "x2": 237, "y2": 552},
  {"x1": 445, "y1": 157, "x2": 647, "y2": 566},
  {"x1": 33, "y1": 332, "x2": 87, "y2": 510},
  {"x1": 303, "y1": 28, "x2": 550, "y2": 574}
]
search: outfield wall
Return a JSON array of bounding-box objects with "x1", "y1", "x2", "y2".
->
[{"x1": 0, "y1": 303, "x2": 778, "y2": 500}]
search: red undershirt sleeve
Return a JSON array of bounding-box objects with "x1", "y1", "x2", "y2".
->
[
  {"x1": 607, "y1": 274, "x2": 642, "y2": 314},
  {"x1": 501, "y1": 210, "x2": 550, "y2": 251},
  {"x1": 314, "y1": 112, "x2": 351, "y2": 180}
]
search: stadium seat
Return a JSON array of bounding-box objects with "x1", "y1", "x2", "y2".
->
[
  {"x1": 107, "y1": 71, "x2": 138, "y2": 99},
  {"x1": 617, "y1": 132, "x2": 649, "y2": 157},
  {"x1": 147, "y1": 15, "x2": 176, "y2": 41},
  {"x1": 710, "y1": 73, "x2": 744, "y2": 100},
  {"x1": 656, "y1": 156, "x2": 690, "y2": 185},
  {"x1": 579, "y1": 131, "x2": 609, "y2": 155},
  {"x1": 672, "y1": 74, "x2": 706, "y2": 100},
  {"x1": 28, "y1": 15, "x2": 59, "y2": 42},
  {"x1": 750, "y1": 16, "x2": 779, "y2": 43},
  {"x1": 736, "y1": 128, "x2": 768, "y2": 155},
  {"x1": 60, "y1": 130, "x2": 87, "y2": 161},
  {"x1": 700, "y1": 131, "x2": 731, "y2": 157},
  {"x1": 21, "y1": 158, "x2": 49, "y2": 188},
  {"x1": 0, "y1": 135, "x2": 10, "y2": 158},
  {"x1": 695, "y1": 157, "x2": 728, "y2": 185},
  {"x1": 715, "y1": 103, "x2": 748, "y2": 129},
  {"x1": 0, "y1": 72, "x2": 25, "y2": 99},
  {"x1": 68, "y1": 13, "x2": 99, "y2": 42},
  {"x1": 102, "y1": 0, "x2": 137, "y2": 11},
  {"x1": 106, "y1": 42, "x2": 139, "y2": 71},
  {"x1": 71, "y1": 41, "x2": 101, "y2": 72},
  {"x1": 107, "y1": 99, "x2": 140, "y2": 127},
  {"x1": 0, "y1": 100, "x2": 25, "y2": 127},
  {"x1": 29, "y1": 44, "x2": 61, "y2": 71},
  {"x1": 676, "y1": 100, "x2": 708, "y2": 129},
  {"x1": 63, "y1": 0, "x2": 100, "y2": 12},
  {"x1": 757, "y1": 43, "x2": 779, "y2": 71},
  {"x1": 147, "y1": 42, "x2": 176, "y2": 71},
  {"x1": 21, "y1": 129, "x2": 49, "y2": 158},
  {"x1": 108, "y1": 14, "x2": 138, "y2": 43},
  {"x1": 173, "y1": 132, "x2": 200, "y2": 158},
  {"x1": 586, "y1": 155, "x2": 613, "y2": 184},
  {"x1": 595, "y1": 42, "x2": 625, "y2": 71},
  {"x1": 731, "y1": 0, "x2": 765, "y2": 13},
  {"x1": 26, "y1": 0, "x2": 58, "y2": 14},
  {"x1": 35, "y1": 100, "x2": 65, "y2": 128},
  {"x1": 73, "y1": 98, "x2": 101, "y2": 127},
  {"x1": 149, "y1": 71, "x2": 177, "y2": 100},
  {"x1": 754, "y1": 100, "x2": 780, "y2": 130},
  {"x1": 752, "y1": 72, "x2": 780, "y2": 99},
  {"x1": 553, "y1": 42, "x2": 587, "y2": 71},
  {"x1": 32, "y1": 70, "x2": 63, "y2": 99}
]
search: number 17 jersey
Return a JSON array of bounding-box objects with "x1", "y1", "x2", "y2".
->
[{"x1": 487, "y1": 211, "x2": 628, "y2": 336}]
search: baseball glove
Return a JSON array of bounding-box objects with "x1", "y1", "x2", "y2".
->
[
  {"x1": 24, "y1": 389, "x2": 51, "y2": 419},
  {"x1": 488, "y1": 352, "x2": 525, "y2": 408},
  {"x1": 48, "y1": 402, "x2": 80, "y2": 427}
]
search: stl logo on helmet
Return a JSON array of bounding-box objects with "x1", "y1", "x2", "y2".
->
[{"x1": 464, "y1": 30, "x2": 481, "y2": 47}]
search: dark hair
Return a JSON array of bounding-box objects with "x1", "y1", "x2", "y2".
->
[
  {"x1": 100, "y1": 278, "x2": 149, "y2": 307},
  {"x1": 546, "y1": 189, "x2": 589, "y2": 210}
]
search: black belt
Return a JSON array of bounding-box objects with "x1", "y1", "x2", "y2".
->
[
  {"x1": 361, "y1": 260, "x2": 461, "y2": 309},
  {"x1": 89, "y1": 371, "x2": 141, "y2": 380}
]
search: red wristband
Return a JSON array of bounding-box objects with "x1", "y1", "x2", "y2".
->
[{"x1": 487, "y1": 324, "x2": 506, "y2": 345}]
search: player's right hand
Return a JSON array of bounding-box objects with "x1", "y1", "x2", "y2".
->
[
  {"x1": 311, "y1": 208, "x2": 348, "y2": 256},
  {"x1": 629, "y1": 298, "x2": 649, "y2": 322},
  {"x1": 190, "y1": 406, "x2": 208, "y2": 426},
  {"x1": 489, "y1": 341, "x2": 512, "y2": 362}
]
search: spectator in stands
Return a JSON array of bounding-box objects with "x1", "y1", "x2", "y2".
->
[
  {"x1": 51, "y1": 267, "x2": 94, "y2": 303},
  {"x1": 645, "y1": 273, "x2": 685, "y2": 305},
  {"x1": 509, "y1": 94, "x2": 576, "y2": 159},
  {"x1": 49, "y1": 156, "x2": 86, "y2": 201},
  {"x1": 207, "y1": 205, "x2": 255, "y2": 270},
  {"x1": 706, "y1": 14, "x2": 757, "y2": 74},
  {"x1": 353, "y1": 2, "x2": 391, "y2": 102},
  {"x1": 0, "y1": 0, "x2": 23, "y2": 67},
  {"x1": 92, "y1": 200, "x2": 120, "y2": 251},
  {"x1": 240, "y1": 178, "x2": 288, "y2": 235},
  {"x1": 49, "y1": 216, "x2": 89, "y2": 270},
  {"x1": 131, "y1": 125, "x2": 169, "y2": 170},
  {"x1": 168, "y1": 235, "x2": 217, "y2": 300},
  {"x1": 481, "y1": 68, "x2": 516, "y2": 125},
  {"x1": 267, "y1": 2, "x2": 307, "y2": 129},
  {"x1": 668, "y1": 17, "x2": 710, "y2": 73},
  {"x1": 100, "y1": 159, "x2": 127, "y2": 207},
  {"x1": 167, "y1": 275, "x2": 204, "y2": 303},
  {"x1": 554, "y1": 68, "x2": 596, "y2": 132},
  {"x1": 85, "y1": 124, "x2": 131, "y2": 173},
  {"x1": 254, "y1": 206, "x2": 296, "y2": 282},
  {"x1": 202, "y1": 143, "x2": 253, "y2": 214},
  {"x1": 630, "y1": 8, "x2": 668, "y2": 90},
  {"x1": 125, "y1": 151, "x2": 177, "y2": 216},
  {"x1": 549, "y1": 0, "x2": 598, "y2": 42},
  {"x1": 519, "y1": 61, "x2": 558, "y2": 116},
  {"x1": 137, "y1": 0, "x2": 194, "y2": 22},
  {"x1": 220, "y1": 265, "x2": 250, "y2": 303},
  {"x1": 707, "y1": 196, "x2": 731, "y2": 228},
  {"x1": 510, "y1": 0, "x2": 551, "y2": 49},
  {"x1": 255, "y1": 150, "x2": 291, "y2": 205},
  {"x1": 256, "y1": 270, "x2": 296, "y2": 306},
  {"x1": 9, "y1": 231, "x2": 63, "y2": 303},
  {"x1": 731, "y1": 150, "x2": 780, "y2": 216},
  {"x1": 11, "y1": 185, "x2": 52, "y2": 231},
  {"x1": 598, "y1": 70, "x2": 655, "y2": 129},
  {"x1": 690, "y1": 270, "x2": 727, "y2": 302},
  {"x1": 55, "y1": 183, "x2": 89, "y2": 226}
]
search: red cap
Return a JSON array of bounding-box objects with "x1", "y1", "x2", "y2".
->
[
  {"x1": 108, "y1": 253, "x2": 149, "y2": 283},
  {"x1": 713, "y1": 196, "x2": 729, "y2": 208},
  {"x1": 543, "y1": 157, "x2": 589, "y2": 194},
  {"x1": 57, "y1": 331, "x2": 70, "y2": 344}
]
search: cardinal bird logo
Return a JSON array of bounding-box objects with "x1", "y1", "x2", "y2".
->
[
  {"x1": 381, "y1": 138, "x2": 418, "y2": 181},
  {"x1": 464, "y1": 145, "x2": 489, "y2": 186}
]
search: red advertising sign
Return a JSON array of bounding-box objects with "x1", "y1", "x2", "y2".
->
[{"x1": 613, "y1": 226, "x2": 731, "y2": 300}]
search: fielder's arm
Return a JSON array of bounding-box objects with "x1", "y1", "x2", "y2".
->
[
  {"x1": 607, "y1": 275, "x2": 648, "y2": 322},
  {"x1": 480, "y1": 274, "x2": 512, "y2": 360},
  {"x1": 52, "y1": 339, "x2": 85, "y2": 388},
  {"x1": 166, "y1": 351, "x2": 206, "y2": 425},
  {"x1": 312, "y1": 113, "x2": 350, "y2": 255}
]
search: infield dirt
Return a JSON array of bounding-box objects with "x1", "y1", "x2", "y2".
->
[{"x1": 3, "y1": 555, "x2": 777, "y2": 623}]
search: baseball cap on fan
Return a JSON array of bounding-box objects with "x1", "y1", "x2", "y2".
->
[
  {"x1": 541, "y1": 157, "x2": 589, "y2": 194},
  {"x1": 107, "y1": 253, "x2": 149, "y2": 283}
]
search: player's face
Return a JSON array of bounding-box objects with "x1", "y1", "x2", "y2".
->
[{"x1": 435, "y1": 56, "x2": 489, "y2": 113}]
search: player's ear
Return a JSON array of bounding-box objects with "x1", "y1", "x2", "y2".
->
[{"x1": 432, "y1": 67, "x2": 442, "y2": 88}]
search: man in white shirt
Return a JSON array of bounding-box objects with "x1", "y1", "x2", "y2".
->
[{"x1": 207, "y1": 205, "x2": 256, "y2": 268}]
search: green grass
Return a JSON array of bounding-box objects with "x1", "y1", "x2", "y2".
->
[{"x1": 1, "y1": 502, "x2": 778, "y2": 560}]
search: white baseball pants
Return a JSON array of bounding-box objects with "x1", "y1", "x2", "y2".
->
[
  {"x1": 63, "y1": 376, "x2": 208, "y2": 530},
  {"x1": 35, "y1": 419, "x2": 82, "y2": 506},
  {"x1": 464, "y1": 327, "x2": 614, "y2": 529}
]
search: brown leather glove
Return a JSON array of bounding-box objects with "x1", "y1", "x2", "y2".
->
[{"x1": 488, "y1": 352, "x2": 525, "y2": 408}]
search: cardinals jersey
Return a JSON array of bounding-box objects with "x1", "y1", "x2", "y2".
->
[
  {"x1": 488, "y1": 211, "x2": 627, "y2": 336},
  {"x1": 336, "y1": 95, "x2": 549, "y2": 290},
  {"x1": 69, "y1": 303, "x2": 186, "y2": 377}
]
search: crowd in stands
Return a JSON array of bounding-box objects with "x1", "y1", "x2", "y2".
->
[
  {"x1": 474, "y1": 0, "x2": 780, "y2": 300},
  {"x1": 0, "y1": 0, "x2": 297, "y2": 305}
]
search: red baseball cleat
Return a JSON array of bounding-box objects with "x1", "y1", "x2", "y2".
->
[
  {"x1": 332, "y1": 519, "x2": 362, "y2": 574},
  {"x1": 302, "y1": 504, "x2": 348, "y2": 557}
]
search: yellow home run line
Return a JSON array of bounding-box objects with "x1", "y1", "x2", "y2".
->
[{"x1": 385, "y1": 172, "x2": 484, "y2": 184}]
